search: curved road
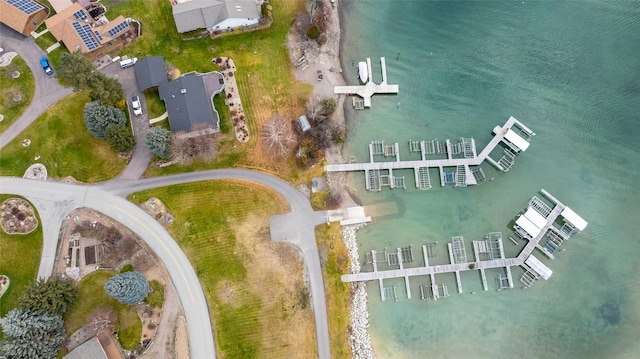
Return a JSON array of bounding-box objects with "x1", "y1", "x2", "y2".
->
[
  {"x1": 1, "y1": 171, "x2": 331, "y2": 359},
  {"x1": 1, "y1": 23, "x2": 332, "y2": 359},
  {"x1": 0, "y1": 24, "x2": 73, "y2": 148}
]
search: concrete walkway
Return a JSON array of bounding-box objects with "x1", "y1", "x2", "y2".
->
[{"x1": 148, "y1": 111, "x2": 168, "y2": 124}]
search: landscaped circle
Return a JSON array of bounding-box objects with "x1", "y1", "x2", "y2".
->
[
  {"x1": 11, "y1": 71, "x2": 20, "y2": 79},
  {"x1": 0, "y1": 198, "x2": 38, "y2": 235}
]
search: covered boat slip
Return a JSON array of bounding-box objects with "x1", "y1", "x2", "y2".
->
[
  {"x1": 326, "y1": 116, "x2": 534, "y2": 191},
  {"x1": 343, "y1": 190, "x2": 588, "y2": 300}
]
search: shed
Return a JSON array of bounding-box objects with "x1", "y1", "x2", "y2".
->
[
  {"x1": 298, "y1": 115, "x2": 311, "y2": 132},
  {"x1": 134, "y1": 56, "x2": 168, "y2": 90}
]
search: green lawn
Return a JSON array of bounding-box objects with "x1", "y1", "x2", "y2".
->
[
  {"x1": 0, "y1": 195, "x2": 43, "y2": 317},
  {"x1": 143, "y1": 88, "x2": 166, "y2": 119},
  {"x1": 0, "y1": 56, "x2": 35, "y2": 133},
  {"x1": 63, "y1": 271, "x2": 142, "y2": 350},
  {"x1": 0, "y1": 91, "x2": 127, "y2": 182},
  {"x1": 102, "y1": 0, "x2": 311, "y2": 176},
  {"x1": 34, "y1": 32, "x2": 59, "y2": 51},
  {"x1": 128, "y1": 180, "x2": 324, "y2": 358}
]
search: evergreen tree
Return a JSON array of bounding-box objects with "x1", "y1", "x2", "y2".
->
[
  {"x1": 104, "y1": 271, "x2": 149, "y2": 305},
  {"x1": 145, "y1": 127, "x2": 172, "y2": 159},
  {"x1": 56, "y1": 52, "x2": 96, "y2": 90},
  {"x1": 83, "y1": 101, "x2": 126, "y2": 139},
  {"x1": 18, "y1": 278, "x2": 77, "y2": 315},
  {"x1": 105, "y1": 124, "x2": 136, "y2": 152},
  {"x1": 91, "y1": 76, "x2": 124, "y2": 106},
  {"x1": 0, "y1": 309, "x2": 65, "y2": 359}
]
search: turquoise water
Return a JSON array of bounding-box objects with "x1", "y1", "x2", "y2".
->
[{"x1": 339, "y1": 1, "x2": 640, "y2": 358}]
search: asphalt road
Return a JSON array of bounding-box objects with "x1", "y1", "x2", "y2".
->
[
  {"x1": 1, "y1": 25, "x2": 332, "y2": 359},
  {"x1": 2, "y1": 171, "x2": 332, "y2": 359},
  {"x1": 0, "y1": 24, "x2": 73, "y2": 148}
]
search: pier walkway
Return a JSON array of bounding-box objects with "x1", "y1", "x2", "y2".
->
[
  {"x1": 334, "y1": 57, "x2": 399, "y2": 108},
  {"x1": 342, "y1": 189, "x2": 588, "y2": 300},
  {"x1": 326, "y1": 116, "x2": 535, "y2": 191}
]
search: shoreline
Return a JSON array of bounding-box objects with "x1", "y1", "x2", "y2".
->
[{"x1": 288, "y1": 1, "x2": 374, "y2": 357}]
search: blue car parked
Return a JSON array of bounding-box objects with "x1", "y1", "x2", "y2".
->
[{"x1": 40, "y1": 57, "x2": 53, "y2": 75}]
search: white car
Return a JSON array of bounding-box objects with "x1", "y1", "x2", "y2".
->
[{"x1": 131, "y1": 96, "x2": 142, "y2": 116}]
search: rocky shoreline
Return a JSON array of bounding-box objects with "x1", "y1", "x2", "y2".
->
[{"x1": 341, "y1": 225, "x2": 373, "y2": 359}]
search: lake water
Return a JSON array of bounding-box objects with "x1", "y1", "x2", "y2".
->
[{"x1": 338, "y1": 1, "x2": 640, "y2": 358}]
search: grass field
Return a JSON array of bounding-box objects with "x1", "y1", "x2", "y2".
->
[
  {"x1": 101, "y1": 0, "x2": 311, "y2": 178},
  {"x1": 34, "y1": 32, "x2": 59, "y2": 51},
  {"x1": 316, "y1": 223, "x2": 352, "y2": 359},
  {"x1": 0, "y1": 195, "x2": 43, "y2": 317},
  {"x1": 0, "y1": 91, "x2": 127, "y2": 182},
  {"x1": 129, "y1": 180, "x2": 320, "y2": 358},
  {"x1": 0, "y1": 56, "x2": 35, "y2": 133},
  {"x1": 63, "y1": 271, "x2": 142, "y2": 350},
  {"x1": 143, "y1": 88, "x2": 166, "y2": 119}
]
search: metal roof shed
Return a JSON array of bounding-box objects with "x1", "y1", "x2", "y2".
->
[
  {"x1": 503, "y1": 129, "x2": 530, "y2": 151},
  {"x1": 515, "y1": 214, "x2": 542, "y2": 238},
  {"x1": 523, "y1": 207, "x2": 547, "y2": 229},
  {"x1": 561, "y1": 207, "x2": 588, "y2": 231},
  {"x1": 525, "y1": 255, "x2": 553, "y2": 280}
]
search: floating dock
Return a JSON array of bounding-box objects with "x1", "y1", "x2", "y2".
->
[
  {"x1": 325, "y1": 116, "x2": 535, "y2": 191},
  {"x1": 342, "y1": 189, "x2": 588, "y2": 300},
  {"x1": 334, "y1": 57, "x2": 399, "y2": 108}
]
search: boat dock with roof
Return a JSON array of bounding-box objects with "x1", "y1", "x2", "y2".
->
[
  {"x1": 325, "y1": 116, "x2": 535, "y2": 191},
  {"x1": 334, "y1": 57, "x2": 399, "y2": 109},
  {"x1": 342, "y1": 189, "x2": 588, "y2": 301}
]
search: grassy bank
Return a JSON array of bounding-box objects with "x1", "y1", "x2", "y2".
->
[
  {"x1": 0, "y1": 195, "x2": 43, "y2": 317},
  {"x1": 129, "y1": 180, "x2": 319, "y2": 358},
  {"x1": 63, "y1": 271, "x2": 142, "y2": 350},
  {"x1": 0, "y1": 91, "x2": 127, "y2": 182},
  {"x1": 0, "y1": 56, "x2": 35, "y2": 133},
  {"x1": 316, "y1": 223, "x2": 352, "y2": 358}
]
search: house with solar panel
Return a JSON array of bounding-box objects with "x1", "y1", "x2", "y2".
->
[
  {"x1": 171, "y1": 0, "x2": 261, "y2": 34},
  {"x1": 45, "y1": 3, "x2": 138, "y2": 60},
  {"x1": 0, "y1": 0, "x2": 50, "y2": 36}
]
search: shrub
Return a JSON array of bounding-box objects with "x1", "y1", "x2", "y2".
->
[{"x1": 306, "y1": 24, "x2": 320, "y2": 39}]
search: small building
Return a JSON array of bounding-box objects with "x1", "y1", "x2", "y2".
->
[
  {"x1": 158, "y1": 71, "x2": 225, "y2": 134},
  {"x1": 172, "y1": 0, "x2": 261, "y2": 34},
  {"x1": 524, "y1": 255, "x2": 553, "y2": 280},
  {"x1": 0, "y1": 0, "x2": 50, "y2": 36},
  {"x1": 298, "y1": 115, "x2": 311, "y2": 132},
  {"x1": 134, "y1": 56, "x2": 168, "y2": 90},
  {"x1": 45, "y1": 3, "x2": 137, "y2": 60}
]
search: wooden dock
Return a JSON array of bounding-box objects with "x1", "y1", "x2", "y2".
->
[
  {"x1": 326, "y1": 116, "x2": 535, "y2": 191},
  {"x1": 334, "y1": 57, "x2": 399, "y2": 108},
  {"x1": 343, "y1": 189, "x2": 588, "y2": 300}
]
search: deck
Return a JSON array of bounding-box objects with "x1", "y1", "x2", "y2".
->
[
  {"x1": 342, "y1": 189, "x2": 587, "y2": 300},
  {"x1": 334, "y1": 57, "x2": 399, "y2": 107},
  {"x1": 326, "y1": 116, "x2": 535, "y2": 190}
]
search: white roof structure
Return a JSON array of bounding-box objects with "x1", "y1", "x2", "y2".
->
[
  {"x1": 524, "y1": 207, "x2": 547, "y2": 229},
  {"x1": 504, "y1": 128, "x2": 530, "y2": 151},
  {"x1": 561, "y1": 207, "x2": 588, "y2": 231},
  {"x1": 525, "y1": 255, "x2": 553, "y2": 280},
  {"x1": 516, "y1": 215, "x2": 542, "y2": 238}
]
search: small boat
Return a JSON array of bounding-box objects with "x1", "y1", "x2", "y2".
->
[{"x1": 358, "y1": 61, "x2": 368, "y2": 83}]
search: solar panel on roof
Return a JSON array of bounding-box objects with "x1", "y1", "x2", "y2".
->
[
  {"x1": 107, "y1": 21, "x2": 129, "y2": 37},
  {"x1": 6, "y1": 0, "x2": 44, "y2": 15},
  {"x1": 94, "y1": 31, "x2": 103, "y2": 41},
  {"x1": 73, "y1": 10, "x2": 87, "y2": 20},
  {"x1": 72, "y1": 22, "x2": 100, "y2": 51}
]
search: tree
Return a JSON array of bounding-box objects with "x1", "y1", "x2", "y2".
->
[
  {"x1": 170, "y1": 123, "x2": 219, "y2": 165},
  {"x1": 57, "y1": 52, "x2": 96, "y2": 90},
  {"x1": 104, "y1": 271, "x2": 149, "y2": 305},
  {"x1": 105, "y1": 124, "x2": 135, "y2": 152},
  {"x1": 145, "y1": 127, "x2": 172, "y2": 158},
  {"x1": 83, "y1": 101, "x2": 126, "y2": 139},
  {"x1": 91, "y1": 76, "x2": 124, "y2": 106},
  {"x1": 57, "y1": 52, "x2": 124, "y2": 106},
  {"x1": 0, "y1": 309, "x2": 65, "y2": 359},
  {"x1": 261, "y1": 114, "x2": 296, "y2": 158},
  {"x1": 18, "y1": 278, "x2": 77, "y2": 315}
]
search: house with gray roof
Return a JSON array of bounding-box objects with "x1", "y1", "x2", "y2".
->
[
  {"x1": 158, "y1": 71, "x2": 225, "y2": 134},
  {"x1": 63, "y1": 337, "x2": 108, "y2": 359},
  {"x1": 172, "y1": 0, "x2": 261, "y2": 34},
  {"x1": 134, "y1": 56, "x2": 168, "y2": 90}
]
